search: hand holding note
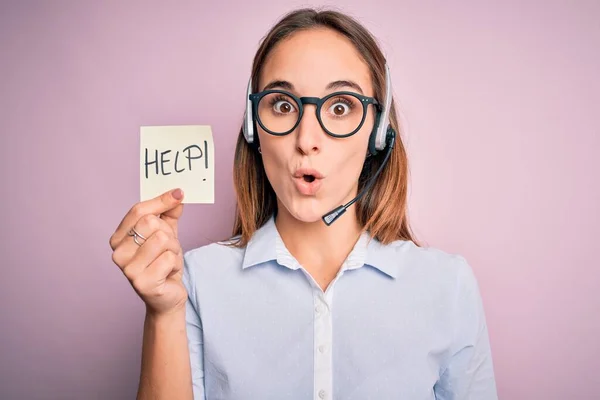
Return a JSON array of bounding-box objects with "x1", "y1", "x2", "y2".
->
[
  {"x1": 140, "y1": 125, "x2": 215, "y2": 204},
  {"x1": 109, "y1": 125, "x2": 215, "y2": 314},
  {"x1": 109, "y1": 189, "x2": 188, "y2": 316}
]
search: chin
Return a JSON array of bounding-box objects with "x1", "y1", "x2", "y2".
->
[{"x1": 279, "y1": 197, "x2": 331, "y2": 224}]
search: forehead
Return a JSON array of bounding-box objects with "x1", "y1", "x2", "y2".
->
[{"x1": 259, "y1": 28, "x2": 373, "y2": 96}]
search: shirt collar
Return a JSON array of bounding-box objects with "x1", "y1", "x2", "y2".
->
[{"x1": 242, "y1": 215, "x2": 399, "y2": 278}]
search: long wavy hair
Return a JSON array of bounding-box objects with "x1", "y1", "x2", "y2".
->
[{"x1": 229, "y1": 8, "x2": 419, "y2": 247}]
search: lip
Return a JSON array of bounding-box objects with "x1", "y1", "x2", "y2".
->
[
  {"x1": 292, "y1": 168, "x2": 325, "y2": 180},
  {"x1": 292, "y1": 167, "x2": 324, "y2": 196}
]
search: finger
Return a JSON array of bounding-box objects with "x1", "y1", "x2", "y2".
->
[
  {"x1": 111, "y1": 215, "x2": 178, "y2": 268},
  {"x1": 160, "y1": 203, "x2": 184, "y2": 236},
  {"x1": 121, "y1": 230, "x2": 181, "y2": 280},
  {"x1": 109, "y1": 188, "x2": 184, "y2": 249},
  {"x1": 146, "y1": 250, "x2": 181, "y2": 286},
  {"x1": 130, "y1": 250, "x2": 180, "y2": 297},
  {"x1": 166, "y1": 247, "x2": 184, "y2": 278}
]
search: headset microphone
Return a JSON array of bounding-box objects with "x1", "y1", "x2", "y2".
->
[{"x1": 321, "y1": 127, "x2": 396, "y2": 226}]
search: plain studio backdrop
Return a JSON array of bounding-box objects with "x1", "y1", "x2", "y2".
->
[{"x1": 0, "y1": 1, "x2": 598, "y2": 399}]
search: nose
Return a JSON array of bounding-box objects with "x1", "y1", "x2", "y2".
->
[{"x1": 295, "y1": 104, "x2": 322, "y2": 156}]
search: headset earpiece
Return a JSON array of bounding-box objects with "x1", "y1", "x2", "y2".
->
[
  {"x1": 368, "y1": 64, "x2": 394, "y2": 156},
  {"x1": 243, "y1": 78, "x2": 255, "y2": 144}
]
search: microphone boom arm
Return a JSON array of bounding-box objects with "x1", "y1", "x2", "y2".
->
[{"x1": 322, "y1": 127, "x2": 396, "y2": 226}]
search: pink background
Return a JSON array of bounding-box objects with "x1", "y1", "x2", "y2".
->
[{"x1": 1, "y1": 1, "x2": 598, "y2": 399}]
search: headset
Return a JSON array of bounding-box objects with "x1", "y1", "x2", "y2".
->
[{"x1": 242, "y1": 64, "x2": 397, "y2": 226}]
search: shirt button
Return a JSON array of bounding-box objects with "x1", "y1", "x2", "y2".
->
[
  {"x1": 315, "y1": 305, "x2": 322, "y2": 313},
  {"x1": 318, "y1": 345, "x2": 326, "y2": 353},
  {"x1": 318, "y1": 389, "x2": 327, "y2": 399}
]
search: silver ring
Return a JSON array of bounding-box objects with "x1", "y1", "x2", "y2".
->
[
  {"x1": 133, "y1": 234, "x2": 144, "y2": 246},
  {"x1": 127, "y1": 227, "x2": 146, "y2": 246},
  {"x1": 130, "y1": 227, "x2": 147, "y2": 240}
]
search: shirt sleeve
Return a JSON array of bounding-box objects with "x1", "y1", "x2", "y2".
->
[
  {"x1": 434, "y1": 257, "x2": 498, "y2": 400},
  {"x1": 182, "y1": 252, "x2": 206, "y2": 399}
]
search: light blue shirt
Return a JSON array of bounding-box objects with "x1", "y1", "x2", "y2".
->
[{"x1": 182, "y1": 216, "x2": 497, "y2": 399}]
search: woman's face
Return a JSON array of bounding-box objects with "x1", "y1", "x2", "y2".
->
[{"x1": 257, "y1": 27, "x2": 376, "y2": 223}]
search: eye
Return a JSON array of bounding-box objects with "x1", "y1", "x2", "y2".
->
[
  {"x1": 326, "y1": 97, "x2": 355, "y2": 117},
  {"x1": 330, "y1": 103, "x2": 349, "y2": 116},
  {"x1": 272, "y1": 99, "x2": 296, "y2": 114}
]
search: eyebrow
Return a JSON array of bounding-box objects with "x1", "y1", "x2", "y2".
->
[
  {"x1": 327, "y1": 80, "x2": 364, "y2": 94},
  {"x1": 262, "y1": 79, "x2": 364, "y2": 95}
]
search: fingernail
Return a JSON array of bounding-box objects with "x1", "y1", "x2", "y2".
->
[{"x1": 172, "y1": 189, "x2": 183, "y2": 200}]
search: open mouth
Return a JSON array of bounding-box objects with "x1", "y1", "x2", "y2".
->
[
  {"x1": 293, "y1": 169, "x2": 323, "y2": 195},
  {"x1": 303, "y1": 174, "x2": 316, "y2": 183}
]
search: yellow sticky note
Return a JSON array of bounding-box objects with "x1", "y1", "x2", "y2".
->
[{"x1": 140, "y1": 125, "x2": 214, "y2": 204}]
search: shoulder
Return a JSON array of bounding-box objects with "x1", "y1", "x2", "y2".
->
[
  {"x1": 375, "y1": 239, "x2": 479, "y2": 294},
  {"x1": 384, "y1": 241, "x2": 486, "y2": 331},
  {"x1": 397, "y1": 241, "x2": 485, "y2": 319},
  {"x1": 183, "y1": 237, "x2": 245, "y2": 274},
  {"x1": 373, "y1": 237, "x2": 475, "y2": 276},
  {"x1": 406, "y1": 241, "x2": 473, "y2": 276},
  {"x1": 181, "y1": 238, "x2": 247, "y2": 299}
]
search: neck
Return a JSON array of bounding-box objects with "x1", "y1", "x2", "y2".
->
[{"x1": 274, "y1": 201, "x2": 363, "y2": 275}]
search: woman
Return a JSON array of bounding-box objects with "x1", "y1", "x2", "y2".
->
[{"x1": 110, "y1": 8, "x2": 498, "y2": 400}]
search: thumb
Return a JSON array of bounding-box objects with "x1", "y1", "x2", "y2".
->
[{"x1": 161, "y1": 189, "x2": 185, "y2": 235}]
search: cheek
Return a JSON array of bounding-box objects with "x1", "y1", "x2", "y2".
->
[
  {"x1": 330, "y1": 131, "x2": 370, "y2": 185},
  {"x1": 264, "y1": 160, "x2": 284, "y2": 188},
  {"x1": 338, "y1": 148, "x2": 366, "y2": 180},
  {"x1": 258, "y1": 135, "x2": 291, "y2": 188}
]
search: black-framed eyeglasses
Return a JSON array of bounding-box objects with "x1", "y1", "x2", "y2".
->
[{"x1": 249, "y1": 90, "x2": 381, "y2": 138}]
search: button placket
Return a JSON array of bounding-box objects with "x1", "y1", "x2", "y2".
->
[{"x1": 314, "y1": 292, "x2": 333, "y2": 400}]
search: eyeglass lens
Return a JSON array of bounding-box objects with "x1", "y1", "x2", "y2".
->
[{"x1": 257, "y1": 92, "x2": 365, "y2": 136}]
